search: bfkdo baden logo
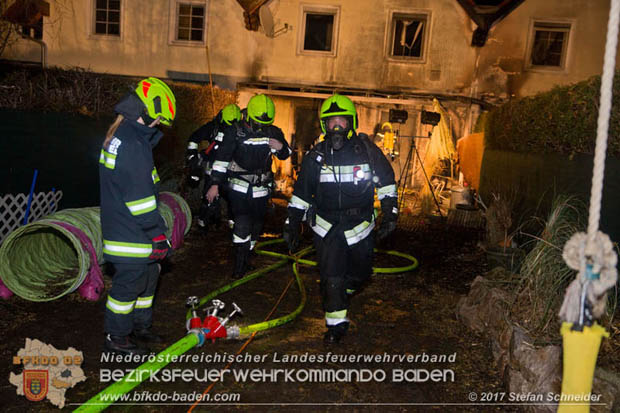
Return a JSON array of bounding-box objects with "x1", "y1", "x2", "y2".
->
[
  {"x1": 24, "y1": 370, "x2": 49, "y2": 401},
  {"x1": 9, "y1": 338, "x2": 86, "y2": 408}
]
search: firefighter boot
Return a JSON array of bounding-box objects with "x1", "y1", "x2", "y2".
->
[
  {"x1": 324, "y1": 321, "x2": 349, "y2": 345},
  {"x1": 131, "y1": 327, "x2": 164, "y2": 344},
  {"x1": 104, "y1": 334, "x2": 149, "y2": 355},
  {"x1": 232, "y1": 244, "x2": 251, "y2": 279},
  {"x1": 197, "y1": 203, "x2": 209, "y2": 234}
]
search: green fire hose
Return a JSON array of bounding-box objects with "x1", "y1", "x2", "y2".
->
[
  {"x1": 75, "y1": 239, "x2": 418, "y2": 412},
  {"x1": 74, "y1": 334, "x2": 200, "y2": 412}
]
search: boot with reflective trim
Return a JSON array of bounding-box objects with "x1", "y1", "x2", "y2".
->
[
  {"x1": 104, "y1": 334, "x2": 149, "y2": 355},
  {"x1": 323, "y1": 321, "x2": 349, "y2": 345},
  {"x1": 131, "y1": 327, "x2": 164, "y2": 343},
  {"x1": 232, "y1": 245, "x2": 250, "y2": 279}
]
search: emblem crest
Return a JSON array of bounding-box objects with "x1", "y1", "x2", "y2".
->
[{"x1": 24, "y1": 370, "x2": 48, "y2": 402}]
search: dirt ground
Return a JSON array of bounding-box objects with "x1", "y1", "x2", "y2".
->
[{"x1": 1, "y1": 200, "x2": 615, "y2": 412}]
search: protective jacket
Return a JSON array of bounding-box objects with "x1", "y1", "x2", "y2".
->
[
  {"x1": 211, "y1": 122, "x2": 291, "y2": 197},
  {"x1": 186, "y1": 114, "x2": 224, "y2": 169},
  {"x1": 288, "y1": 133, "x2": 398, "y2": 245},
  {"x1": 99, "y1": 120, "x2": 167, "y2": 263}
]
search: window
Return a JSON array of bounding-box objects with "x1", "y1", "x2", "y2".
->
[
  {"x1": 304, "y1": 13, "x2": 333, "y2": 51},
  {"x1": 388, "y1": 12, "x2": 428, "y2": 60},
  {"x1": 176, "y1": 3, "x2": 205, "y2": 42},
  {"x1": 94, "y1": 0, "x2": 120, "y2": 36},
  {"x1": 298, "y1": 5, "x2": 340, "y2": 56},
  {"x1": 169, "y1": 1, "x2": 207, "y2": 46},
  {"x1": 529, "y1": 22, "x2": 571, "y2": 69}
]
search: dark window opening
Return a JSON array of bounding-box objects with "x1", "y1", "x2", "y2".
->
[
  {"x1": 531, "y1": 24, "x2": 569, "y2": 67},
  {"x1": 303, "y1": 13, "x2": 334, "y2": 52},
  {"x1": 177, "y1": 3, "x2": 205, "y2": 42},
  {"x1": 94, "y1": 0, "x2": 121, "y2": 36},
  {"x1": 391, "y1": 15, "x2": 426, "y2": 59}
]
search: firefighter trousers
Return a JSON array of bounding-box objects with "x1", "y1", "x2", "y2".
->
[
  {"x1": 104, "y1": 262, "x2": 160, "y2": 337},
  {"x1": 314, "y1": 224, "x2": 374, "y2": 317},
  {"x1": 228, "y1": 189, "x2": 268, "y2": 276}
]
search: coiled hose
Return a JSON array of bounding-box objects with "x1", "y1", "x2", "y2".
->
[{"x1": 0, "y1": 192, "x2": 191, "y2": 301}]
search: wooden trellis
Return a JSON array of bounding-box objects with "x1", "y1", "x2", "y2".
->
[{"x1": 0, "y1": 191, "x2": 64, "y2": 244}]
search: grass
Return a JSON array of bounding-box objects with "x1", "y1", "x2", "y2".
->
[{"x1": 512, "y1": 194, "x2": 618, "y2": 341}]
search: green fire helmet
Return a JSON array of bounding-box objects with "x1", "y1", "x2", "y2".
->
[
  {"x1": 221, "y1": 103, "x2": 242, "y2": 125},
  {"x1": 135, "y1": 77, "x2": 176, "y2": 126},
  {"x1": 247, "y1": 94, "x2": 275, "y2": 125},
  {"x1": 319, "y1": 94, "x2": 357, "y2": 134}
]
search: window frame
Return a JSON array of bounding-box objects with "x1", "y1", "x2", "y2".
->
[
  {"x1": 90, "y1": 0, "x2": 122, "y2": 40},
  {"x1": 384, "y1": 9, "x2": 431, "y2": 64},
  {"x1": 296, "y1": 4, "x2": 340, "y2": 58},
  {"x1": 525, "y1": 19, "x2": 574, "y2": 73},
  {"x1": 168, "y1": 0, "x2": 208, "y2": 47}
]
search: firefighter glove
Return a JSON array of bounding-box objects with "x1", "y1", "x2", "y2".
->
[
  {"x1": 150, "y1": 234, "x2": 171, "y2": 261},
  {"x1": 186, "y1": 149, "x2": 200, "y2": 168},
  {"x1": 377, "y1": 197, "x2": 398, "y2": 241},
  {"x1": 376, "y1": 220, "x2": 397, "y2": 241}
]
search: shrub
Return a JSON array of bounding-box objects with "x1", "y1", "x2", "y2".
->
[{"x1": 484, "y1": 71, "x2": 620, "y2": 159}]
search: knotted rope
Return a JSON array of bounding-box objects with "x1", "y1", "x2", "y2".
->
[{"x1": 559, "y1": 0, "x2": 620, "y2": 324}]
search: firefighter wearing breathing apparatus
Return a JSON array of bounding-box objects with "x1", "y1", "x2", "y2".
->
[
  {"x1": 186, "y1": 104, "x2": 241, "y2": 232},
  {"x1": 284, "y1": 94, "x2": 398, "y2": 344},
  {"x1": 206, "y1": 94, "x2": 291, "y2": 278},
  {"x1": 99, "y1": 77, "x2": 176, "y2": 355}
]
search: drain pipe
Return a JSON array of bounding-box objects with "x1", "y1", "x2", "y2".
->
[{"x1": 21, "y1": 34, "x2": 46, "y2": 68}]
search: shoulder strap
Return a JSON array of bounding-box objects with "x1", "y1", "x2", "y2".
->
[
  {"x1": 357, "y1": 133, "x2": 377, "y2": 177},
  {"x1": 234, "y1": 123, "x2": 247, "y2": 140}
]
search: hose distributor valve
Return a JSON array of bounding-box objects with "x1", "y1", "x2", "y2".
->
[
  {"x1": 200, "y1": 302, "x2": 242, "y2": 342},
  {"x1": 186, "y1": 296, "x2": 201, "y2": 331},
  {"x1": 186, "y1": 296, "x2": 210, "y2": 347}
]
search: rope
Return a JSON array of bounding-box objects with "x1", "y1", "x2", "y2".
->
[{"x1": 560, "y1": 0, "x2": 620, "y2": 324}]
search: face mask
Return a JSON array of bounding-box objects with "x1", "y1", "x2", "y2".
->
[
  {"x1": 249, "y1": 119, "x2": 263, "y2": 133},
  {"x1": 328, "y1": 130, "x2": 345, "y2": 151},
  {"x1": 325, "y1": 116, "x2": 350, "y2": 150}
]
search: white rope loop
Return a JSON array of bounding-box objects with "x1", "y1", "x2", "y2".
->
[{"x1": 560, "y1": 0, "x2": 620, "y2": 323}]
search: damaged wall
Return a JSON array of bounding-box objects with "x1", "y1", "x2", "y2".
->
[
  {"x1": 4, "y1": 0, "x2": 620, "y2": 191},
  {"x1": 4, "y1": 0, "x2": 617, "y2": 103},
  {"x1": 473, "y1": 0, "x2": 619, "y2": 99}
]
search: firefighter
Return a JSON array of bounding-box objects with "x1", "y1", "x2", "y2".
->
[
  {"x1": 186, "y1": 104, "x2": 241, "y2": 232},
  {"x1": 206, "y1": 94, "x2": 291, "y2": 278},
  {"x1": 99, "y1": 77, "x2": 176, "y2": 355},
  {"x1": 284, "y1": 94, "x2": 398, "y2": 344}
]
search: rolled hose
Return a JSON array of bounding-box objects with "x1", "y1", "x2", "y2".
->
[
  {"x1": 0, "y1": 192, "x2": 190, "y2": 301},
  {"x1": 76, "y1": 239, "x2": 418, "y2": 412},
  {"x1": 0, "y1": 208, "x2": 102, "y2": 301}
]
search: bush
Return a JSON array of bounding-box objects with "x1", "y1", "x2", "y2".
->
[
  {"x1": 0, "y1": 63, "x2": 237, "y2": 184},
  {"x1": 484, "y1": 71, "x2": 620, "y2": 159}
]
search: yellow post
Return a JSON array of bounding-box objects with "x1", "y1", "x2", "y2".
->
[{"x1": 557, "y1": 322, "x2": 609, "y2": 412}]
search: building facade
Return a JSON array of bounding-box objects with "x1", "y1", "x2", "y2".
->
[{"x1": 4, "y1": 0, "x2": 618, "y2": 186}]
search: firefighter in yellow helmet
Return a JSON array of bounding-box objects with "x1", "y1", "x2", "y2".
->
[
  {"x1": 284, "y1": 94, "x2": 398, "y2": 344},
  {"x1": 99, "y1": 77, "x2": 176, "y2": 355},
  {"x1": 206, "y1": 94, "x2": 291, "y2": 278},
  {"x1": 185, "y1": 104, "x2": 242, "y2": 232}
]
